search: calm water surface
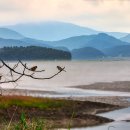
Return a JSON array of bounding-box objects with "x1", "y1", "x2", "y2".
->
[{"x1": 62, "y1": 107, "x2": 130, "y2": 130}]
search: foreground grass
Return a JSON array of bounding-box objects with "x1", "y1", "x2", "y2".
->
[
  {"x1": 0, "y1": 96, "x2": 67, "y2": 109},
  {"x1": 0, "y1": 96, "x2": 120, "y2": 130}
]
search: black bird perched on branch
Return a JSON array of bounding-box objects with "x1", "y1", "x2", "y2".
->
[
  {"x1": 30, "y1": 66, "x2": 37, "y2": 71},
  {"x1": 57, "y1": 66, "x2": 66, "y2": 72}
]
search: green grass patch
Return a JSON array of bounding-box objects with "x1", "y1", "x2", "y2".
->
[{"x1": 0, "y1": 96, "x2": 73, "y2": 109}]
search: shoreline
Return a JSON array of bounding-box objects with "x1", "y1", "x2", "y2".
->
[
  {"x1": 70, "y1": 81, "x2": 130, "y2": 92},
  {"x1": 0, "y1": 96, "x2": 120, "y2": 129},
  {"x1": 1, "y1": 80, "x2": 130, "y2": 129},
  {"x1": 2, "y1": 81, "x2": 130, "y2": 107}
]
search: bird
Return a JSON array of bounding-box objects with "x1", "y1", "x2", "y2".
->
[
  {"x1": 57, "y1": 66, "x2": 66, "y2": 72},
  {"x1": 29, "y1": 66, "x2": 37, "y2": 71}
]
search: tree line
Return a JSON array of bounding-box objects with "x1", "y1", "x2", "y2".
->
[{"x1": 0, "y1": 46, "x2": 71, "y2": 60}]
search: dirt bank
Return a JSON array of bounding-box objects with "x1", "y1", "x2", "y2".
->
[{"x1": 0, "y1": 96, "x2": 120, "y2": 129}]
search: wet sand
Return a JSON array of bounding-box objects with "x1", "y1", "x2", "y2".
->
[
  {"x1": 71, "y1": 81, "x2": 130, "y2": 92},
  {"x1": 2, "y1": 81, "x2": 130, "y2": 107},
  {"x1": 65, "y1": 96, "x2": 130, "y2": 107}
]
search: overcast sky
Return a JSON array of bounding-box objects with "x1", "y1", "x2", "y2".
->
[{"x1": 0, "y1": 0, "x2": 130, "y2": 32}]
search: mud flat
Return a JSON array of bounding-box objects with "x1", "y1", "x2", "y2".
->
[
  {"x1": 0, "y1": 96, "x2": 120, "y2": 129},
  {"x1": 72, "y1": 81, "x2": 130, "y2": 92}
]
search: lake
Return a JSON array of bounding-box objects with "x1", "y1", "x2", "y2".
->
[{"x1": 1, "y1": 60, "x2": 130, "y2": 97}]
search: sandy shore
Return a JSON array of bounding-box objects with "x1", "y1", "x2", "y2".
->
[
  {"x1": 2, "y1": 81, "x2": 130, "y2": 107},
  {"x1": 68, "y1": 81, "x2": 130, "y2": 107},
  {"x1": 71, "y1": 81, "x2": 130, "y2": 92},
  {"x1": 64, "y1": 96, "x2": 130, "y2": 107},
  {"x1": 2, "y1": 88, "x2": 59, "y2": 96}
]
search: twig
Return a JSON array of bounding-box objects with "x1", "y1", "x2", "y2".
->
[{"x1": 6, "y1": 106, "x2": 18, "y2": 129}]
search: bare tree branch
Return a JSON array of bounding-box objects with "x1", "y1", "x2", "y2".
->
[
  {"x1": 0, "y1": 59, "x2": 65, "y2": 84},
  {"x1": 0, "y1": 59, "x2": 65, "y2": 95},
  {"x1": 19, "y1": 60, "x2": 45, "y2": 72}
]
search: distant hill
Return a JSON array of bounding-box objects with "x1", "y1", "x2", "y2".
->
[
  {"x1": 6, "y1": 21, "x2": 128, "y2": 41},
  {"x1": 0, "y1": 37, "x2": 70, "y2": 52},
  {"x1": 106, "y1": 32, "x2": 128, "y2": 39},
  {"x1": 0, "y1": 46, "x2": 71, "y2": 60},
  {"x1": 53, "y1": 46, "x2": 70, "y2": 52},
  {"x1": 0, "y1": 37, "x2": 54, "y2": 48},
  {"x1": 48, "y1": 33, "x2": 129, "y2": 50},
  {"x1": 71, "y1": 47, "x2": 106, "y2": 59},
  {"x1": 20, "y1": 37, "x2": 51, "y2": 48},
  {"x1": 0, "y1": 38, "x2": 32, "y2": 47},
  {"x1": 103, "y1": 45, "x2": 130, "y2": 57},
  {"x1": 120, "y1": 34, "x2": 130, "y2": 43},
  {"x1": 7, "y1": 21, "x2": 99, "y2": 41},
  {"x1": 0, "y1": 28, "x2": 24, "y2": 39}
]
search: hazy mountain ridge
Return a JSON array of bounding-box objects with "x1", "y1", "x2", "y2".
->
[
  {"x1": 0, "y1": 37, "x2": 32, "y2": 47},
  {"x1": 103, "y1": 45, "x2": 130, "y2": 57},
  {"x1": 48, "y1": 33, "x2": 130, "y2": 50},
  {"x1": 6, "y1": 21, "x2": 128, "y2": 41},
  {"x1": 0, "y1": 28, "x2": 24, "y2": 39},
  {"x1": 71, "y1": 47, "x2": 106, "y2": 59},
  {"x1": 6, "y1": 21, "x2": 99, "y2": 41},
  {"x1": 120, "y1": 34, "x2": 130, "y2": 43},
  {"x1": 0, "y1": 21, "x2": 130, "y2": 60}
]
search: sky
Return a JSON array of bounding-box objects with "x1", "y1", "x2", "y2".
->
[{"x1": 0, "y1": 0, "x2": 130, "y2": 32}]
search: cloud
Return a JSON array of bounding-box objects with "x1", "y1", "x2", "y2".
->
[{"x1": 0, "y1": 0, "x2": 130, "y2": 32}]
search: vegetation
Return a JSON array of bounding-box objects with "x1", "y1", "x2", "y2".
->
[
  {"x1": 0, "y1": 96, "x2": 67, "y2": 109},
  {"x1": 0, "y1": 46, "x2": 71, "y2": 60},
  {"x1": 0, "y1": 96, "x2": 119, "y2": 130}
]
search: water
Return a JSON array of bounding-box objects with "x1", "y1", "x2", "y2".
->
[
  {"x1": 98, "y1": 107, "x2": 130, "y2": 121},
  {"x1": 1, "y1": 60, "x2": 130, "y2": 97},
  {"x1": 66, "y1": 107, "x2": 130, "y2": 130},
  {"x1": 125, "y1": 98, "x2": 130, "y2": 102},
  {"x1": 71, "y1": 95, "x2": 130, "y2": 130},
  {"x1": 70, "y1": 122, "x2": 130, "y2": 130}
]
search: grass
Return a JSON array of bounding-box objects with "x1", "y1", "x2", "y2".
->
[
  {"x1": 0, "y1": 96, "x2": 70, "y2": 109},
  {"x1": 3, "y1": 113, "x2": 49, "y2": 130},
  {"x1": 0, "y1": 95, "x2": 119, "y2": 130},
  {"x1": 0, "y1": 96, "x2": 77, "y2": 129}
]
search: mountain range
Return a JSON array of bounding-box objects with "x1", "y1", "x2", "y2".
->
[
  {"x1": 120, "y1": 34, "x2": 130, "y2": 43},
  {"x1": 103, "y1": 45, "x2": 130, "y2": 57},
  {"x1": 47, "y1": 33, "x2": 130, "y2": 50},
  {"x1": 0, "y1": 28, "x2": 24, "y2": 39},
  {"x1": 6, "y1": 21, "x2": 129, "y2": 41},
  {"x1": 71, "y1": 47, "x2": 106, "y2": 60},
  {"x1": 0, "y1": 21, "x2": 130, "y2": 60}
]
